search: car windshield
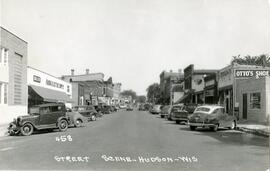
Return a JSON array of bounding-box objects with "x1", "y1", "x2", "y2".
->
[
  {"x1": 172, "y1": 106, "x2": 183, "y2": 112},
  {"x1": 154, "y1": 105, "x2": 160, "y2": 109},
  {"x1": 195, "y1": 107, "x2": 211, "y2": 113},
  {"x1": 29, "y1": 107, "x2": 39, "y2": 115},
  {"x1": 73, "y1": 107, "x2": 86, "y2": 111},
  {"x1": 87, "y1": 106, "x2": 94, "y2": 110}
]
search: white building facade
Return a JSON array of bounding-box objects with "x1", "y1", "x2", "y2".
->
[{"x1": 27, "y1": 66, "x2": 72, "y2": 108}]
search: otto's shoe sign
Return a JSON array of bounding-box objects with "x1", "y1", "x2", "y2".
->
[{"x1": 235, "y1": 70, "x2": 270, "y2": 79}]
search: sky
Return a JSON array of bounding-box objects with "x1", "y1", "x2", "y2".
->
[{"x1": 1, "y1": 0, "x2": 270, "y2": 95}]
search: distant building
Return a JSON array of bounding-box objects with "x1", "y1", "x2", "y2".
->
[
  {"x1": 160, "y1": 70, "x2": 184, "y2": 104},
  {"x1": 27, "y1": 66, "x2": 72, "y2": 108},
  {"x1": 203, "y1": 73, "x2": 218, "y2": 104},
  {"x1": 180, "y1": 64, "x2": 217, "y2": 104},
  {"x1": 61, "y1": 69, "x2": 121, "y2": 106},
  {"x1": 0, "y1": 27, "x2": 28, "y2": 124}
]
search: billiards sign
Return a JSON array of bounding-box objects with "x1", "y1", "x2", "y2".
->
[{"x1": 235, "y1": 70, "x2": 270, "y2": 79}]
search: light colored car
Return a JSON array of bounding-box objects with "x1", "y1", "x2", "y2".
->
[
  {"x1": 160, "y1": 105, "x2": 171, "y2": 118},
  {"x1": 66, "y1": 108, "x2": 88, "y2": 127},
  {"x1": 188, "y1": 105, "x2": 237, "y2": 131},
  {"x1": 150, "y1": 105, "x2": 163, "y2": 114}
]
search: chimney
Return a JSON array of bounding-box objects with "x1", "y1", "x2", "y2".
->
[
  {"x1": 170, "y1": 70, "x2": 173, "y2": 73},
  {"x1": 86, "y1": 69, "x2": 89, "y2": 75},
  {"x1": 71, "y1": 69, "x2": 74, "y2": 76}
]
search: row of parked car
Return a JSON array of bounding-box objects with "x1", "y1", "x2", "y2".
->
[
  {"x1": 140, "y1": 103, "x2": 237, "y2": 132},
  {"x1": 7, "y1": 103, "x2": 120, "y2": 136}
]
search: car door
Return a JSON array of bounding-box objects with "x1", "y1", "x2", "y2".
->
[
  {"x1": 39, "y1": 106, "x2": 54, "y2": 126},
  {"x1": 218, "y1": 108, "x2": 228, "y2": 127},
  {"x1": 50, "y1": 105, "x2": 63, "y2": 124},
  {"x1": 212, "y1": 108, "x2": 225, "y2": 127}
]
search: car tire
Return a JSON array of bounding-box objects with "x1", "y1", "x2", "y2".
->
[
  {"x1": 74, "y1": 119, "x2": 82, "y2": 127},
  {"x1": 20, "y1": 123, "x2": 34, "y2": 136},
  {"x1": 161, "y1": 115, "x2": 164, "y2": 118},
  {"x1": 91, "y1": 115, "x2": 96, "y2": 121},
  {"x1": 211, "y1": 124, "x2": 219, "y2": 132},
  {"x1": 176, "y1": 121, "x2": 180, "y2": 124},
  {"x1": 190, "y1": 126, "x2": 197, "y2": 131},
  {"x1": 229, "y1": 121, "x2": 236, "y2": 130},
  {"x1": 58, "y1": 119, "x2": 68, "y2": 132}
]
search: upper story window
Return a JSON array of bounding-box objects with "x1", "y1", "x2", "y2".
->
[
  {"x1": 1, "y1": 47, "x2": 9, "y2": 65},
  {"x1": 33, "y1": 75, "x2": 41, "y2": 83},
  {"x1": 67, "y1": 85, "x2": 70, "y2": 93}
]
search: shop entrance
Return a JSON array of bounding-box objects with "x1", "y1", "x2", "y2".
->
[{"x1": 242, "y1": 93, "x2": 247, "y2": 119}]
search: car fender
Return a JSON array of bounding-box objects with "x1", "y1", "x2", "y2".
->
[
  {"x1": 57, "y1": 117, "x2": 69, "y2": 125},
  {"x1": 21, "y1": 121, "x2": 36, "y2": 129}
]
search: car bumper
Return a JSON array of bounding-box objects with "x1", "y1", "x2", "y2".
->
[
  {"x1": 171, "y1": 117, "x2": 188, "y2": 122},
  {"x1": 7, "y1": 122, "x2": 20, "y2": 135},
  {"x1": 188, "y1": 121, "x2": 215, "y2": 127}
]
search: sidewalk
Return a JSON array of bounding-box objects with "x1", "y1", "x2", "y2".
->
[
  {"x1": 0, "y1": 123, "x2": 9, "y2": 137},
  {"x1": 236, "y1": 120, "x2": 270, "y2": 137}
]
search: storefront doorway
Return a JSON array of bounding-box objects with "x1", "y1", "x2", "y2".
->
[{"x1": 242, "y1": 93, "x2": 247, "y2": 119}]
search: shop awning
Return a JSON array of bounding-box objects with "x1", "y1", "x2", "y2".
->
[
  {"x1": 175, "y1": 93, "x2": 191, "y2": 104},
  {"x1": 29, "y1": 85, "x2": 72, "y2": 103}
]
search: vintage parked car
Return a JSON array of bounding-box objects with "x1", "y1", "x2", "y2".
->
[
  {"x1": 168, "y1": 104, "x2": 183, "y2": 121},
  {"x1": 119, "y1": 104, "x2": 127, "y2": 109},
  {"x1": 66, "y1": 108, "x2": 88, "y2": 127},
  {"x1": 100, "y1": 105, "x2": 112, "y2": 114},
  {"x1": 126, "y1": 105, "x2": 134, "y2": 111},
  {"x1": 150, "y1": 105, "x2": 163, "y2": 114},
  {"x1": 160, "y1": 105, "x2": 171, "y2": 118},
  {"x1": 171, "y1": 104, "x2": 197, "y2": 124},
  {"x1": 110, "y1": 105, "x2": 118, "y2": 112},
  {"x1": 188, "y1": 105, "x2": 237, "y2": 131},
  {"x1": 8, "y1": 103, "x2": 69, "y2": 136},
  {"x1": 143, "y1": 103, "x2": 151, "y2": 111},
  {"x1": 138, "y1": 104, "x2": 146, "y2": 111},
  {"x1": 72, "y1": 105, "x2": 98, "y2": 121}
]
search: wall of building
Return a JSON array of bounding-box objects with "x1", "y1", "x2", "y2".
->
[
  {"x1": 192, "y1": 74, "x2": 205, "y2": 92},
  {"x1": 265, "y1": 77, "x2": 270, "y2": 123},
  {"x1": 27, "y1": 67, "x2": 72, "y2": 97},
  {"x1": 236, "y1": 77, "x2": 267, "y2": 123},
  {"x1": 0, "y1": 27, "x2": 28, "y2": 124}
]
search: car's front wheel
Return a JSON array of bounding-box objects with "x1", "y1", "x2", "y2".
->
[
  {"x1": 58, "y1": 120, "x2": 68, "y2": 132},
  {"x1": 91, "y1": 115, "x2": 96, "y2": 121},
  {"x1": 20, "y1": 123, "x2": 34, "y2": 136},
  {"x1": 211, "y1": 124, "x2": 219, "y2": 132},
  {"x1": 229, "y1": 121, "x2": 236, "y2": 130},
  {"x1": 190, "y1": 126, "x2": 197, "y2": 131},
  {"x1": 74, "y1": 119, "x2": 82, "y2": 127}
]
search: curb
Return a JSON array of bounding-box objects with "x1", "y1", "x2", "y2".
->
[{"x1": 236, "y1": 126, "x2": 270, "y2": 138}]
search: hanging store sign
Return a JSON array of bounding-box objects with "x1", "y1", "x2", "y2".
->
[{"x1": 235, "y1": 70, "x2": 270, "y2": 79}]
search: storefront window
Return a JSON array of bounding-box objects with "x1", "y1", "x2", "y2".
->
[{"x1": 250, "y1": 93, "x2": 261, "y2": 109}]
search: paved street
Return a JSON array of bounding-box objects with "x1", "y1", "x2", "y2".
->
[{"x1": 0, "y1": 110, "x2": 269, "y2": 171}]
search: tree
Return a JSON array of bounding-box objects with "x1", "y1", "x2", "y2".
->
[
  {"x1": 231, "y1": 54, "x2": 270, "y2": 67},
  {"x1": 120, "y1": 90, "x2": 137, "y2": 101},
  {"x1": 146, "y1": 83, "x2": 161, "y2": 104},
  {"x1": 136, "y1": 95, "x2": 146, "y2": 103}
]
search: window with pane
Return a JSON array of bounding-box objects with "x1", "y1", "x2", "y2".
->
[
  {"x1": 0, "y1": 83, "x2": 2, "y2": 104},
  {"x1": 1, "y1": 47, "x2": 9, "y2": 64},
  {"x1": 250, "y1": 93, "x2": 261, "y2": 109},
  {"x1": 4, "y1": 84, "x2": 8, "y2": 104}
]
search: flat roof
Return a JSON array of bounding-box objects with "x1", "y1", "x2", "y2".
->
[
  {"x1": 1, "y1": 26, "x2": 28, "y2": 44},
  {"x1": 27, "y1": 66, "x2": 71, "y2": 84}
]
